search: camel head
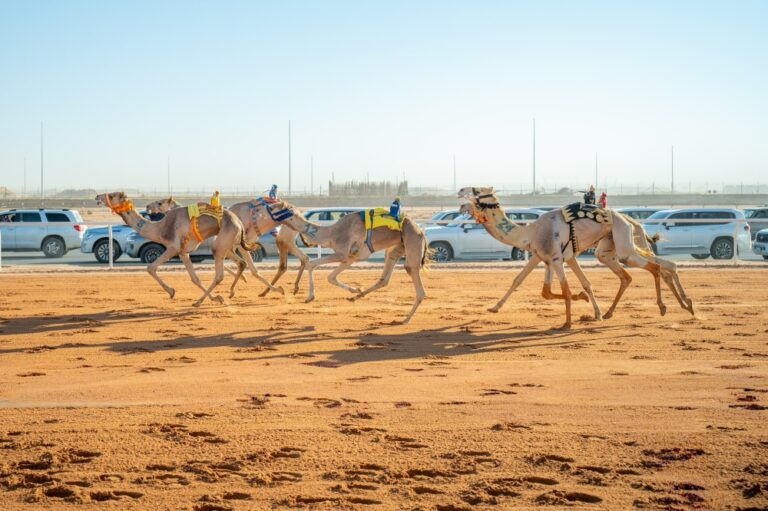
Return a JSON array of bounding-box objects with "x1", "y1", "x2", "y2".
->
[
  {"x1": 146, "y1": 197, "x2": 180, "y2": 214},
  {"x1": 96, "y1": 192, "x2": 134, "y2": 214},
  {"x1": 457, "y1": 186, "x2": 500, "y2": 210}
]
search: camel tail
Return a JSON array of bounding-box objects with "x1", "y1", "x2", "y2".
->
[{"x1": 402, "y1": 217, "x2": 432, "y2": 271}]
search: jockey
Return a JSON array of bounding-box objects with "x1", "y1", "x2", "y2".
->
[
  {"x1": 583, "y1": 185, "x2": 596, "y2": 205},
  {"x1": 210, "y1": 190, "x2": 221, "y2": 208},
  {"x1": 389, "y1": 196, "x2": 401, "y2": 221},
  {"x1": 599, "y1": 191, "x2": 608, "y2": 209},
  {"x1": 268, "y1": 184, "x2": 279, "y2": 201}
]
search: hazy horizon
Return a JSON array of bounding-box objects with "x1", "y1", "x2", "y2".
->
[{"x1": 1, "y1": 0, "x2": 766, "y2": 194}]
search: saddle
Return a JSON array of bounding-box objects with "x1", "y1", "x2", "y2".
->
[
  {"x1": 559, "y1": 202, "x2": 613, "y2": 255},
  {"x1": 248, "y1": 197, "x2": 294, "y2": 223},
  {"x1": 359, "y1": 208, "x2": 405, "y2": 252},
  {"x1": 187, "y1": 202, "x2": 224, "y2": 242}
]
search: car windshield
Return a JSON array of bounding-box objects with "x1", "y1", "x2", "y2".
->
[
  {"x1": 647, "y1": 211, "x2": 669, "y2": 220},
  {"x1": 744, "y1": 209, "x2": 759, "y2": 218},
  {"x1": 447, "y1": 214, "x2": 472, "y2": 228}
]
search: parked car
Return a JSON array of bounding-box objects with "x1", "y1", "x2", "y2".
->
[
  {"x1": 0, "y1": 208, "x2": 85, "y2": 257},
  {"x1": 124, "y1": 229, "x2": 279, "y2": 264},
  {"x1": 429, "y1": 209, "x2": 461, "y2": 224},
  {"x1": 643, "y1": 208, "x2": 751, "y2": 260},
  {"x1": 744, "y1": 207, "x2": 768, "y2": 240},
  {"x1": 425, "y1": 208, "x2": 544, "y2": 261},
  {"x1": 753, "y1": 229, "x2": 768, "y2": 260},
  {"x1": 616, "y1": 207, "x2": 664, "y2": 220},
  {"x1": 80, "y1": 210, "x2": 160, "y2": 263}
]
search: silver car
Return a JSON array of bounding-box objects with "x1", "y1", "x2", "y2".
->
[
  {"x1": 644, "y1": 208, "x2": 752, "y2": 259},
  {"x1": 752, "y1": 229, "x2": 768, "y2": 260},
  {"x1": 80, "y1": 210, "x2": 159, "y2": 263},
  {"x1": 0, "y1": 209, "x2": 85, "y2": 257},
  {"x1": 744, "y1": 207, "x2": 768, "y2": 240},
  {"x1": 124, "y1": 229, "x2": 279, "y2": 264},
  {"x1": 425, "y1": 208, "x2": 544, "y2": 261}
]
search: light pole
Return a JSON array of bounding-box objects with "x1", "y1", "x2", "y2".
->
[
  {"x1": 288, "y1": 121, "x2": 292, "y2": 195},
  {"x1": 532, "y1": 118, "x2": 536, "y2": 195}
]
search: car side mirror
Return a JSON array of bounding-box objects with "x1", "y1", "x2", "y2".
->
[{"x1": 463, "y1": 226, "x2": 470, "y2": 233}]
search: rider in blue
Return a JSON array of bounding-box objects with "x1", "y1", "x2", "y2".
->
[
  {"x1": 268, "y1": 184, "x2": 278, "y2": 201},
  {"x1": 389, "y1": 196, "x2": 401, "y2": 221}
]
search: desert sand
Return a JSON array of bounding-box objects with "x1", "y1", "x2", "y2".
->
[{"x1": 0, "y1": 266, "x2": 766, "y2": 510}]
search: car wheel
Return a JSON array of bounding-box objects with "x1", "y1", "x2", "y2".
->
[
  {"x1": 763, "y1": 255, "x2": 768, "y2": 261},
  {"x1": 94, "y1": 239, "x2": 122, "y2": 263},
  {"x1": 429, "y1": 241, "x2": 453, "y2": 262},
  {"x1": 691, "y1": 254, "x2": 710, "y2": 260},
  {"x1": 139, "y1": 243, "x2": 165, "y2": 264},
  {"x1": 510, "y1": 248, "x2": 527, "y2": 261},
  {"x1": 190, "y1": 256, "x2": 206, "y2": 263},
  {"x1": 42, "y1": 236, "x2": 66, "y2": 258},
  {"x1": 250, "y1": 248, "x2": 265, "y2": 262},
  {"x1": 710, "y1": 237, "x2": 734, "y2": 260}
]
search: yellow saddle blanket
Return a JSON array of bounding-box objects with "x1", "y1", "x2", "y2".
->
[
  {"x1": 187, "y1": 203, "x2": 224, "y2": 242},
  {"x1": 188, "y1": 203, "x2": 224, "y2": 225},
  {"x1": 362, "y1": 208, "x2": 405, "y2": 231}
]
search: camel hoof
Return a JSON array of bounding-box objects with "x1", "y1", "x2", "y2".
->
[
  {"x1": 192, "y1": 300, "x2": 203, "y2": 308},
  {"x1": 487, "y1": 307, "x2": 499, "y2": 313},
  {"x1": 556, "y1": 323, "x2": 572, "y2": 331},
  {"x1": 275, "y1": 286, "x2": 285, "y2": 296},
  {"x1": 603, "y1": 311, "x2": 614, "y2": 320},
  {"x1": 258, "y1": 289, "x2": 270, "y2": 298},
  {"x1": 167, "y1": 288, "x2": 176, "y2": 299},
  {"x1": 213, "y1": 295, "x2": 225, "y2": 305},
  {"x1": 292, "y1": 287, "x2": 300, "y2": 295},
  {"x1": 659, "y1": 305, "x2": 667, "y2": 316},
  {"x1": 346, "y1": 296, "x2": 358, "y2": 302},
  {"x1": 594, "y1": 314, "x2": 603, "y2": 321},
  {"x1": 349, "y1": 287, "x2": 361, "y2": 295},
  {"x1": 305, "y1": 296, "x2": 315, "y2": 304}
]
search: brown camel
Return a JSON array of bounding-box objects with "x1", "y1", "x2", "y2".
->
[
  {"x1": 96, "y1": 192, "x2": 251, "y2": 306},
  {"x1": 273, "y1": 203, "x2": 430, "y2": 324},
  {"x1": 457, "y1": 187, "x2": 693, "y2": 329}
]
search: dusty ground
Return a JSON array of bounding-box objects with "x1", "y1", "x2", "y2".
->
[{"x1": 0, "y1": 267, "x2": 766, "y2": 510}]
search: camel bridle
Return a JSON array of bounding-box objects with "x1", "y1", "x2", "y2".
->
[{"x1": 471, "y1": 188, "x2": 500, "y2": 210}]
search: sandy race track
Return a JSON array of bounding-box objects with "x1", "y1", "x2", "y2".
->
[{"x1": 0, "y1": 266, "x2": 766, "y2": 510}]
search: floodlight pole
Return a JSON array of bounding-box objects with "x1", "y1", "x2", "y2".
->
[{"x1": 40, "y1": 122, "x2": 44, "y2": 207}]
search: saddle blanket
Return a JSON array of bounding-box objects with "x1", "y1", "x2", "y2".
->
[
  {"x1": 560, "y1": 202, "x2": 613, "y2": 225},
  {"x1": 360, "y1": 208, "x2": 405, "y2": 231},
  {"x1": 187, "y1": 203, "x2": 224, "y2": 225}
]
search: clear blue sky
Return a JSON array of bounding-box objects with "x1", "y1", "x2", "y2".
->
[{"x1": 1, "y1": 0, "x2": 766, "y2": 194}]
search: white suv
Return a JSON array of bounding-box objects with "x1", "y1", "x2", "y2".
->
[
  {"x1": 0, "y1": 209, "x2": 86, "y2": 257},
  {"x1": 643, "y1": 208, "x2": 751, "y2": 260}
]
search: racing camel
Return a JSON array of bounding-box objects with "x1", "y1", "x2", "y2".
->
[
  {"x1": 96, "y1": 192, "x2": 252, "y2": 306},
  {"x1": 147, "y1": 197, "x2": 311, "y2": 298},
  {"x1": 458, "y1": 187, "x2": 694, "y2": 329},
  {"x1": 270, "y1": 202, "x2": 430, "y2": 324}
]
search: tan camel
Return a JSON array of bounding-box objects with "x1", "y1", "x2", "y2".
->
[
  {"x1": 457, "y1": 187, "x2": 693, "y2": 329},
  {"x1": 273, "y1": 203, "x2": 430, "y2": 324},
  {"x1": 146, "y1": 196, "x2": 301, "y2": 298},
  {"x1": 96, "y1": 192, "x2": 251, "y2": 306}
]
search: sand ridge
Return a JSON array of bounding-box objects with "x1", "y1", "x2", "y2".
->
[{"x1": 0, "y1": 268, "x2": 766, "y2": 510}]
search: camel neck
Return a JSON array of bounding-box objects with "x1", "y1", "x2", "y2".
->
[
  {"x1": 479, "y1": 207, "x2": 532, "y2": 250},
  {"x1": 117, "y1": 208, "x2": 164, "y2": 242},
  {"x1": 283, "y1": 214, "x2": 334, "y2": 245}
]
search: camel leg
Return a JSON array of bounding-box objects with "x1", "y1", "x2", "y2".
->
[
  {"x1": 194, "y1": 252, "x2": 227, "y2": 307},
  {"x1": 304, "y1": 252, "x2": 347, "y2": 303},
  {"x1": 488, "y1": 255, "x2": 541, "y2": 313},
  {"x1": 596, "y1": 246, "x2": 633, "y2": 320},
  {"x1": 540, "y1": 265, "x2": 589, "y2": 303},
  {"x1": 289, "y1": 245, "x2": 310, "y2": 295},
  {"x1": 551, "y1": 261, "x2": 573, "y2": 330},
  {"x1": 178, "y1": 252, "x2": 210, "y2": 297},
  {"x1": 401, "y1": 246, "x2": 427, "y2": 325},
  {"x1": 228, "y1": 255, "x2": 248, "y2": 299},
  {"x1": 350, "y1": 246, "x2": 404, "y2": 301},
  {"x1": 327, "y1": 259, "x2": 360, "y2": 294},
  {"x1": 147, "y1": 247, "x2": 180, "y2": 299},
  {"x1": 565, "y1": 258, "x2": 602, "y2": 320},
  {"x1": 239, "y1": 246, "x2": 285, "y2": 296}
]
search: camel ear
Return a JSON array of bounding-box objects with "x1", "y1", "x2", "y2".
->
[{"x1": 487, "y1": 186, "x2": 494, "y2": 193}]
